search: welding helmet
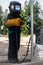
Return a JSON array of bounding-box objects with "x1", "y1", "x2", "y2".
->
[{"x1": 9, "y1": 1, "x2": 21, "y2": 14}]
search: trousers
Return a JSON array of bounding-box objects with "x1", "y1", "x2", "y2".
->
[{"x1": 8, "y1": 27, "x2": 20, "y2": 60}]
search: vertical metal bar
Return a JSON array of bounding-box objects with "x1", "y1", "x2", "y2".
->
[{"x1": 30, "y1": 0, "x2": 34, "y2": 61}]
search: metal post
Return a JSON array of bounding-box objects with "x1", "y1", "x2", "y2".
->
[{"x1": 30, "y1": 0, "x2": 34, "y2": 61}]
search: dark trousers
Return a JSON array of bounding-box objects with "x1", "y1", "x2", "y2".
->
[{"x1": 8, "y1": 28, "x2": 20, "y2": 60}]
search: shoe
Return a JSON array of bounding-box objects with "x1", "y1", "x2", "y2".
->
[
  {"x1": 16, "y1": 58, "x2": 19, "y2": 63},
  {"x1": 8, "y1": 59, "x2": 17, "y2": 63}
]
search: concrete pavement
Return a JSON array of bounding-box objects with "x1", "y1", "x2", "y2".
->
[{"x1": 0, "y1": 36, "x2": 43, "y2": 65}]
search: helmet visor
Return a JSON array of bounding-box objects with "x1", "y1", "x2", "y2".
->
[{"x1": 15, "y1": 5, "x2": 21, "y2": 11}]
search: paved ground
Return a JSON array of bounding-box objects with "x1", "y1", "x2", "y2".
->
[
  {"x1": 0, "y1": 43, "x2": 31, "y2": 61},
  {"x1": 0, "y1": 35, "x2": 32, "y2": 65},
  {"x1": 0, "y1": 35, "x2": 43, "y2": 65}
]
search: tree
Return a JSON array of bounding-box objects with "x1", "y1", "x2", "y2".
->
[
  {"x1": 1, "y1": 9, "x2": 8, "y2": 35},
  {"x1": 0, "y1": 6, "x2": 3, "y2": 33},
  {"x1": 0, "y1": 6, "x2": 8, "y2": 34},
  {"x1": 21, "y1": 1, "x2": 43, "y2": 35}
]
